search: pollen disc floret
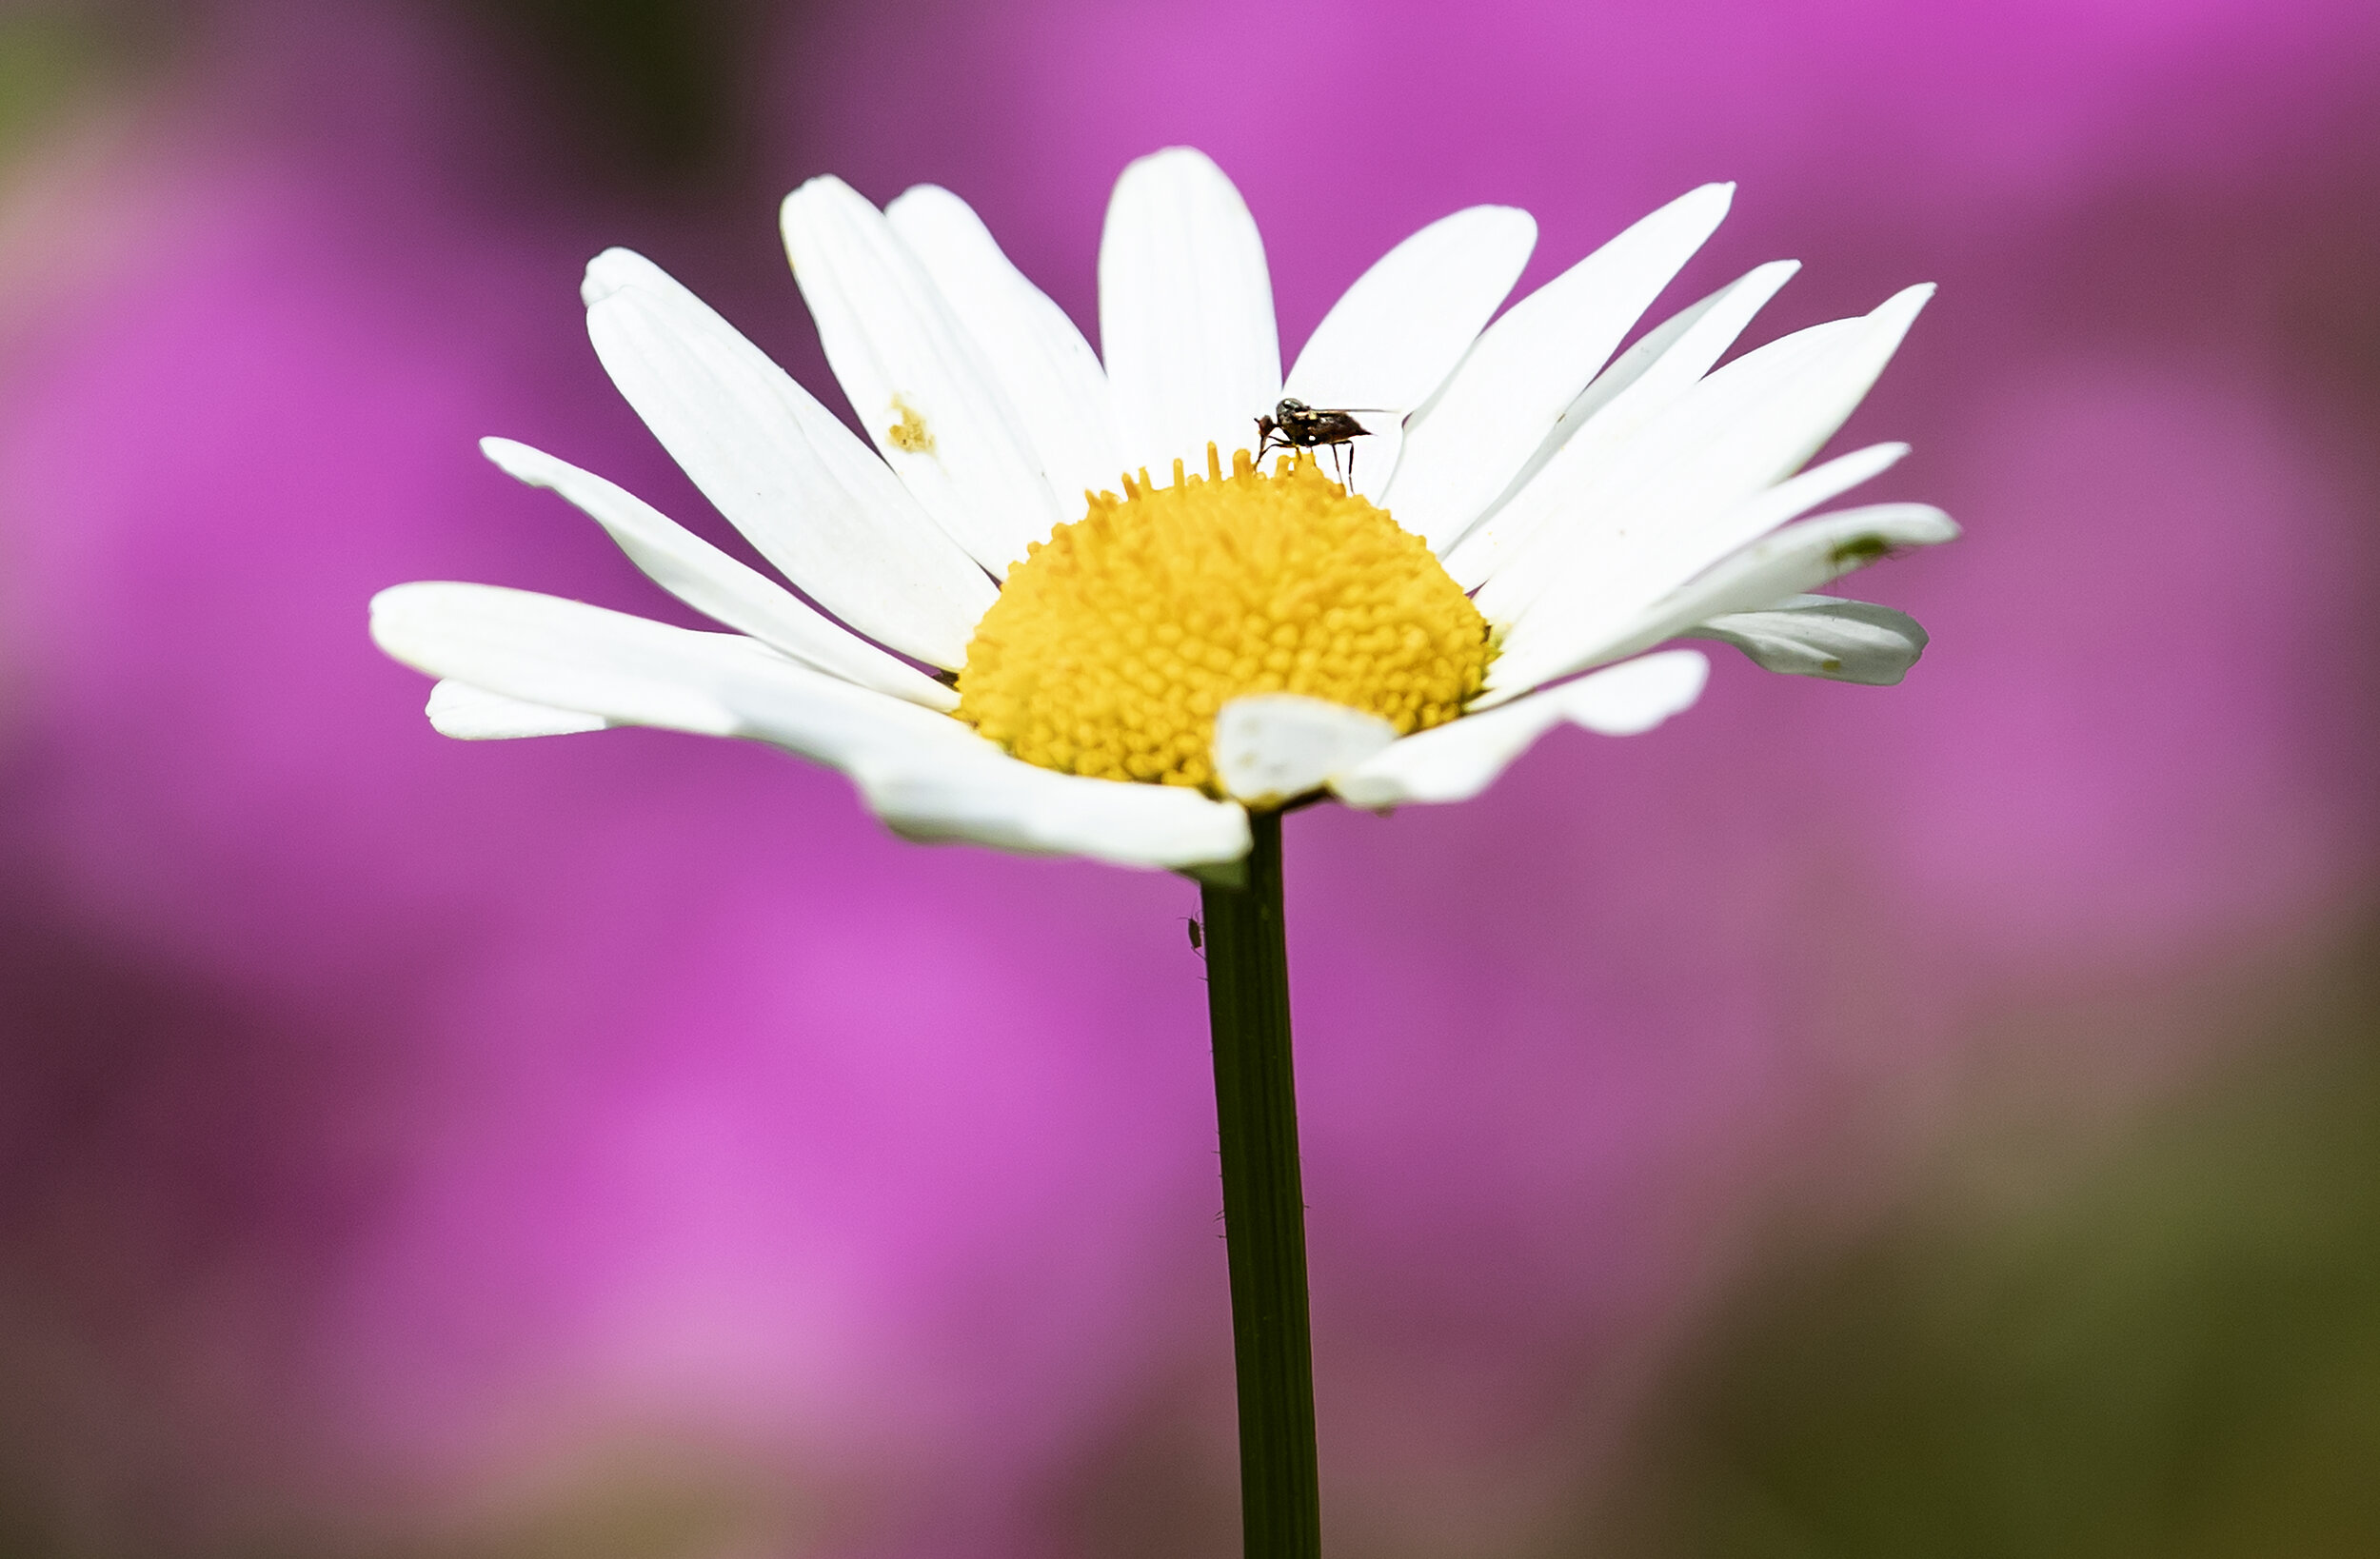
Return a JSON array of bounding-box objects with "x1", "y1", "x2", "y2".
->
[{"x1": 957, "y1": 447, "x2": 1494, "y2": 794}]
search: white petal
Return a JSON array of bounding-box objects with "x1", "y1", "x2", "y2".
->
[
  {"x1": 1529, "y1": 263, "x2": 1795, "y2": 457},
  {"x1": 371, "y1": 582, "x2": 974, "y2": 768},
  {"x1": 1212, "y1": 695, "x2": 1398, "y2": 807},
  {"x1": 378, "y1": 584, "x2": 1249, "y2": 870},
  {"x1": 581, "y1": 250, "x2": 994, "y2": 669},
  {"x1": 1557, "y1": 649, "x2": 1715, "y2": 735},
  {"x1": 1689, "y1": 595, "x2": 1930, "y2": 685},
  {"x1": 1479, "y1": 285, "x2": 1934, "y2": 631},
  {"x1": 783, "y1": 177, "x2": 1066, "y2": 571},
  {"x1": 1287, "y1": 206, "x2": 1536, "y2": 410},
  {"x1": 1441, "y1": 260, "x2": 1799, "y2": 581},
  {"x1": 1486, "y1": 503, "x2": 1957, "y2": 700},
  {"x1": 1382, "y1": 184, "x2": 1735, "y2": 551},
  {"x1": 1099, "y1": 148, "x2": 1281, "y2": 482},
  {"x1": 479, "y1": 437, "x2": 958, "y2": 711},
  {"x1": 1647, "y1": 503, "x2": 1958, "y2": 625},
  {"x1": 1283, "y1": 205, "x2": 1537, "y2": 503},
  {"x1": 1430, "y1": 268, "x2": 1756, "y2": 568},
  {"x1": 1486, "y1": 441, "x2": 1909, "y2": 696},
  {"x1": 1607, "y1": 287, "x2": 1934, "y2": 593},
  {"x1": 1331, "y1": 651, "x2": 1709, "y2": 808},
  {"x1": 852, "y1": 752, "x2": 1250, "y2": 870},
  {"x1": 885, "y1": 183, "x2": 1122, "y2": 520},
  {"x1": 426, "y1": 680, "x2": 608, "y2": 740}
]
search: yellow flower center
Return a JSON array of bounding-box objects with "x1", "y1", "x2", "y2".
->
[{"x1": 956, "y1": 446, "x2": 1493, "y2": 794}]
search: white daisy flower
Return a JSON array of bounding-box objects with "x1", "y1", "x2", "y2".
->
[{"x1": 370, "y1": 148, "x2": 1956, "y2": 873}]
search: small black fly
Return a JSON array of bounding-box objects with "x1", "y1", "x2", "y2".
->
[
  {"x1": 1185, "y1": 917, "x2": 1204, "y2": 953},
  {"x1": 1254, "y1": 398, "x2": 1386, "y2": 488}
]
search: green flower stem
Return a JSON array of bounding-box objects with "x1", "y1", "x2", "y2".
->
[{"x1": 1200, "y1": 808, "x2": 1321, "y2": 1559}]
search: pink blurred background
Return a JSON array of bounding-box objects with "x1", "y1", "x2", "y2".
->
[{"x1": 1, "y1": 2, "x2": 2376, "y2": 1555}]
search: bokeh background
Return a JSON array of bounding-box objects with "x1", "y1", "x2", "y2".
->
[{"x1": 1, "y1": 1, "x2": 2376, "y2": 1555}]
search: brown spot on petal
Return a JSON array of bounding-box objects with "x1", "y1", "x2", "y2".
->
[{"x1": 1830, "y1": 533, "x2": 1894, "y2": 566}]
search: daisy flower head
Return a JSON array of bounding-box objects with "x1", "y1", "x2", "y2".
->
[{"x1": 371, "y1": 148, "x2": 1955, "y2": 873}]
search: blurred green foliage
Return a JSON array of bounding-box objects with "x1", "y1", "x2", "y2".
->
[
  {"x1": 0, "y1": 10, "x2": 113, "y2": 159},
  {"x1": 1620, "y1": 932, "x2": 2380, "y2": 1559},
  {"x1": 0, "y1": 2, "x2": 770, "y2": 187},
  {"x1": 455, "y1": 0, "x2": 763, "y2": 184}
]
